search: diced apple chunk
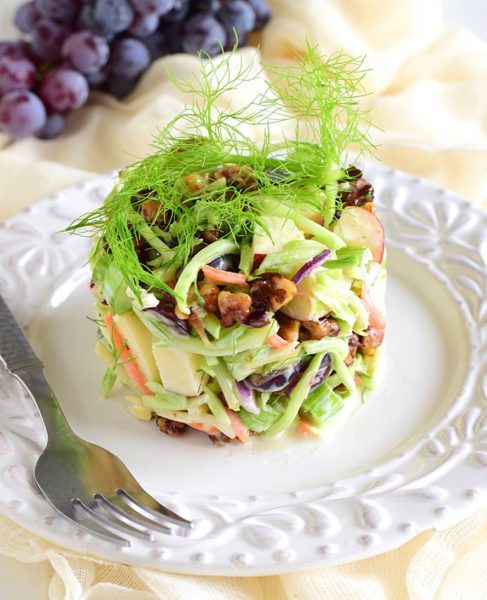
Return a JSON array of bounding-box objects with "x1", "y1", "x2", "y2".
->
[
  {"x1": 333, "y1": 207, "x2": 385, "y2": 263},
  {"x1": 113, "y1": 312, "x2": 160, "y2": 383},
  {"x1": 152, "y1": 345, "x2": 207, "y2": 397},
  {"x1": 281, "y1": 275, "x2": 327, "y2": 321},
  {"x1": 253, "y1": 216, "x2": 304, "y2": 255}
]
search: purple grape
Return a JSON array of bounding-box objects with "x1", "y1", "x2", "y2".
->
[
  {"x1": 35, "y1": 0, "x2": 79, "y2": 23},
  {"x1": 93, "y1": 0, "x2": 134, "y2": 34},
  {"x1": 62, "y1": 31, "x2": 110, "y2": 75},
  {"x1": 128, "y1": 12, "x2": 159, "y2": 38},
  {"x1": 103, "y1": 75, "x2": 138, "y2": 99},
  {"x1": 36, "y1": 112, "x2": 65, "y2": 139},
  {"x1": 14, "y1": 2, "x2": 41, "y2": 34},
  {"x1": 245, "y1": 0, "x2": 270, "y2": 29},
  {"x1": 76, "y1": 5, "x2": 116, "y2": 41},
  {"x1": 86, "y1": 68, "x2": 108, "y2": 86},
  {"x1": 109, "y1": 38, "x2": 150, "y2": 80},
  {"x1": 159, "y1": 20, "x2": 184, "y2": 51},
  {"x1": 0, "y1": 90, "x2": 46, "y2": 138},
  {"x1": 194, "y1": 0, "x2": 221, "y2": 14},
  {"x1": 0, "y1": 57, "x2": 36, "y2": 95},
  {"x1": 129, "y1": 0, "x2": 174, "y2": 16},
  {"x1": 182, "y1": 14, "x2": 226, "y2": 56},
  {"x1": 217, "y1": 0, "x2": 255, "y2": 47},
  {"x1": 31, "y1": 19, "x2": 71, "y2": 60},
  {"x1": 207, "y1": 254, "x2": 238, "y2": 271},
  {"x1": 40, "y1": 68, "x2": 89, "y2": 113},
  {"x1": 143, "y1": 31, "x2": 171, "y2": 60},
  {"x1": 160, "y1": 0, "x2": 190, "y2": 23},
  {"x1": 0, "y1": 41, "x2": 33, "y2": 61}
]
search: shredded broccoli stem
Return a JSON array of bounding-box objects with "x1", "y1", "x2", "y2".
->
[{"x1": 266, "y1": 352, "x2": 326, "y2": 436}]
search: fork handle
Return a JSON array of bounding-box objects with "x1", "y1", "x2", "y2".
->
[{"x1": 13, "y1": 368, "x2": 75, "y2": 443}]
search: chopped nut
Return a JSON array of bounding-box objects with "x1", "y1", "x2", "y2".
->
[
  {"x1": 201, "y1": 229, "x2": 221, "y2": 244},
  {"x1": 276, "y1": 312, "x2": 300, "y2": 342},
  {"x1": 198, "y1": 280, "x2": 220, "y2": 313},
  {"x1": 360, "y1": 326, "x2": 385, "y2": 355},
  {"x1": 344, "y1": 333, "x2": 360, "y2": 366},
  {"x1": 208, "y1": 432, "x2": 240, "y2": 446},
  {"x1": 218, "y1": 291, "x2": 252, "y2": 327},
  {"x1": 301, "y1": 317, "x2": 339, "y2": 340},
  {"x1": 185, "y1": 171, "x2": 211, "y2": 193},
  {"x1": 140, "y1": 199, "x2": 170, "y2": 226},
  {"x1": 249, "y1": 273, "x2": 297, "y2": 313},
  {"x1": 213, "y1": 165, "x2": 259, "y2": 192},
  {"x1": 156, "y1": 417, "x2": 188, "y2": 436}
]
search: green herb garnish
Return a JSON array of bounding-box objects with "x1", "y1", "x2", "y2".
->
[{"x1": 66, "y1": 42, "x2": 376, "y2": 301}]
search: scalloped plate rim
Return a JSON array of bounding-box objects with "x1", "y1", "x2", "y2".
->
[{"x1": 0, "y1": 165, "x2": 486, "y2": 575}]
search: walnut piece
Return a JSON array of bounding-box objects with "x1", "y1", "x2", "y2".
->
[
  {"x1": 140, "y1": 199, "x2": 169, "y2": 226},
  {"x1": 276, "y1": 312, "x2": 300, "y2": 342},
  {"x1": 218, "y1": 291, "x2": 252, "y2": 327},
  {"x1": 198, "y1": 280, "x2": 220, "y2": 314},
  {"x1": 249, "y1": 273, "x2": 297, "y2": 313},
  {"x1": 301, "y1": 317, "x2": 340, "y2": 340},
  {"x1": 156, "y1": 417, "x2": 187, "y2": 436},
  {"x1": 213, "y1": 165, "x2": 258, "y2": 192},
  {"x1": 360, "y1": 326, "x2": 385, "y2": 355}
]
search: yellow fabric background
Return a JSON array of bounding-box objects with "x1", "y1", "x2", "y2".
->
[{"x1": 1, "y1": 0, "x2": 487, "y2": 597}]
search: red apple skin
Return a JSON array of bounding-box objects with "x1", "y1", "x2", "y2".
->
[
  {"x1": 252, "y1": 253, "x2": 266, "y2": 270},
  {"x1": 333, "y1": 206, "x2": 385, "y2": 263}
]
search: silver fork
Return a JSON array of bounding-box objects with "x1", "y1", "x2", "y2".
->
[{"x1": 0, "y1": 294, "x2": 192, "y2": 545}]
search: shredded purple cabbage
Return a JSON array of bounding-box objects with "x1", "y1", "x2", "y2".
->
[
  {"x1": 143, "y1": 293, "x2": 190, "y2": 336},
  {"x1": 235, "y1": 380, "x2": 260, "y2": 414},
  {"x1": 284, "y1": 353, "x2": 331, "y2": 395},
  {"x1": 309, "y1": 353, "x2": 332, "y2": 391},
  {"x1": 245, "y1": 361, "x2": 303, "y2": 392},
  {"x1": 292, "y1": 249, "x2": 332, "y2": 285}
]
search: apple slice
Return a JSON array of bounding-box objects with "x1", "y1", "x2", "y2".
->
[
  {"x1": 333, "y1": 207, "x2": 385, "y2": 263},
  {"x1": 281, "y1": 275, "x2": 328, "y2": 321}
]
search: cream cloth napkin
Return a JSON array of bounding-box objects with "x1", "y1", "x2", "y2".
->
[{"x1": 1, "y1": 0, "x2": 487, "y2": 598}]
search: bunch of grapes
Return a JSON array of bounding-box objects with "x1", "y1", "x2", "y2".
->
[{"x1": 0, "y1": 0, "x2": 271, "y2": 139}]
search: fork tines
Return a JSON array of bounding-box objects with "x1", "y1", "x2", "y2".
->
[{"x1": 71, "y1": 488, "x2": 192, "y2": 546}]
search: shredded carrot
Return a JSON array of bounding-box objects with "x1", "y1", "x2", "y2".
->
[
  {"x1": 267, "y1": 333, "x2": 291, "y2": 349},
  {"x1": 202, "y1": 265, "x2": 248, "y2": 286},
  {"x1": 296, "y1": 420, "x2": 315, "y2": 437},
  {"x1": 188, "y1": 422, "x2": 220, "y2": 435},
  {"x1": 226, "y1": 409, "x2": 249, "y2": 443},
  {"x1": 189, "y1": 311, "x2": 210, "y2": 345},
  {"x1": 360, "y1": 285, "x2": 386, "y2": 330},
  {"x1": 103, "y1": 312, "x2": 152, "y2": 395}
]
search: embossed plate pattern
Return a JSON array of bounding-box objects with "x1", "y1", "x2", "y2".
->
[{"x1": 0, "y1": 166, "x2": 486, "y2": 575}]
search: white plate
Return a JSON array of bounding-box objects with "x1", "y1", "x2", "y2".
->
[{"x1": 0, "y1": 166, "x2": 486, "y2": 575}]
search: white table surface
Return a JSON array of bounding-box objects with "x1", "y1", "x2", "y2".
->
[{"x1": 0, "y1": 2, "x2": 485, "y2": 598}]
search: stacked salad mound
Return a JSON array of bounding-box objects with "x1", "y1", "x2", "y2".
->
[{"x1": 70, "y1": 44, "x2": 386, "y2": 444}]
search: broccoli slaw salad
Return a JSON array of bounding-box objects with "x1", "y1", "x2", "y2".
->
[{"x1": 69, "y1": 44, "x2": 386, "y2": 444}]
